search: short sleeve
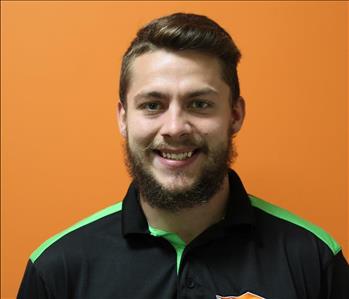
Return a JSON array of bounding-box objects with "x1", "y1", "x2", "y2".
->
[
  {"x1": 323, "y1": 250, "x2": 349, "y2": 299},
  {"x1": 17, "y1": 260, "x2": 53, "y2": 299}
]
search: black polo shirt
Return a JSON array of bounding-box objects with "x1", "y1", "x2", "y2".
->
[{"x1": 17, "y1": 170, "x2": 349, "y2": 299}]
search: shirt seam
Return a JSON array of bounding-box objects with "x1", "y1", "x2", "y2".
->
[{"x1": 31, "y1": 260, "x2": 55, "y2": 298}]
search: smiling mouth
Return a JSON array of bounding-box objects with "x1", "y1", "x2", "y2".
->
[{"x1": 154, "y1": 149, "x2": 199, "y2": 161}]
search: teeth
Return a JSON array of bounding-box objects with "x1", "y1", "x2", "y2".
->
[{"x1": 161, "y1": 151, "x2": 194, "y2": 161}]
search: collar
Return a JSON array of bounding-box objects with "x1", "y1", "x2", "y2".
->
[{"x1": 121, "y1": 169, "x2": 255, "y2": 237}]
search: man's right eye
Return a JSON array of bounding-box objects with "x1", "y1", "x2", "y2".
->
[{"x1": 139, "y1": 102, "x2": 162, "y2": 112}]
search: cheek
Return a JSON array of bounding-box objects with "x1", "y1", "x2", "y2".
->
[
  {"x1": 195, "y1": 118, "x2": 231, "y2": 137},
  {"x1": 126, "y1": 117, "x2": 159, "y2": 145}
]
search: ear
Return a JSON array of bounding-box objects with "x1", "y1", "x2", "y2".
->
[
  {"x1": 231, "y1": 96, "x2": 246, "y2": 134},
  {"x1": 117, "y1": 101, "x2": 127, "y2": 138}
]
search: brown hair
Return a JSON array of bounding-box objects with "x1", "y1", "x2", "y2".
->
[{"x1": 119, "y1": 13, "x2": 241, "y2": 105}]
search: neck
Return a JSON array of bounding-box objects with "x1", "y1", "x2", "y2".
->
[{"x1": 140, "y1": 175, "x2": 230, "y2": 244}]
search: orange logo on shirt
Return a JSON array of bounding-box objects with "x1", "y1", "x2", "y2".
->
[{"x1": 216, "y1": 292, "x2": 265, "y2": 299}]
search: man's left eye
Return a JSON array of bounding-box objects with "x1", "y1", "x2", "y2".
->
[{"x1": 189, "y1": 100, "x2": 210, "y2": 109}]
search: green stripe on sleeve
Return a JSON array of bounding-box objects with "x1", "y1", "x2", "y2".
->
[
  {"x1": 30, "y1": 201, "x2": 123, "y2": 263},
  {"x1": 249, "y1": 195, "x2": 341, "y2": 255}
]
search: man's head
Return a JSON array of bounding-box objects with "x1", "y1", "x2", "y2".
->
[
  {"x1": 119, "y1": 12, "x2": 241, "y2": 107},
  {"x1": 118, "y1": 13, "x2": 245, "y2": 212}
]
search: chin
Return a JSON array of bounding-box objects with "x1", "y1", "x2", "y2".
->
[{"x1": 154, "y1": 175, "x2": 195, "y2": 191}]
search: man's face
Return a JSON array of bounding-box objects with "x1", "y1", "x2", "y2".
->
[{"x1": 118, "y1": 49, "x2": 244, "y2": 211}]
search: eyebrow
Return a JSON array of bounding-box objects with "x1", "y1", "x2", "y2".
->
[
  {"x1": 134, "y1": 91, "x2": 168, "y2": 102},
  {"x1": 134, "y1": 87, "x2": 219, "y2": 102},
  {"x1": 186, "y1": 87, "x2": 219, "y2": 98}
]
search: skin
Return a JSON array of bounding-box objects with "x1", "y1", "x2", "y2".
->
[{"x1": 118, "y1": 49, "x2": 245, "y2": 243}]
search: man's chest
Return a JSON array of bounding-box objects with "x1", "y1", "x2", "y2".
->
[{"x1": 49, "y1": 237, "x2": 320, "y2": 299}]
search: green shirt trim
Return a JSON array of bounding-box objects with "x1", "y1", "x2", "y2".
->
[
  {"x1": 249, "y1": 195, "x2": 341, "y2": 255},
  {"x1": 30, "y1": 201, "x2": 123, "y2": 263},
  {"x1": 148, "y1": 226, "x2": 186, "y2": 273}
]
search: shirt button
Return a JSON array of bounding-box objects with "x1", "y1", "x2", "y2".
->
[{"x1": 186, "y1": 278, "x2": 195, "y2": 289}]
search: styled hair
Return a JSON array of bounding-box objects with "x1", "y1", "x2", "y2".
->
[{"x1": 119, "y1": 13, "x2": 241, "y2": 105}]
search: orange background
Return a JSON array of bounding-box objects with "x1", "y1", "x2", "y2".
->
[{"x1": 1, "y1": 1, "x2": 348, "y2": 298}]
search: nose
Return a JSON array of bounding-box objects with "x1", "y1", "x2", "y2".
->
[{"x1": 159, "y1": 104, "x2": 192, "y2": 139}]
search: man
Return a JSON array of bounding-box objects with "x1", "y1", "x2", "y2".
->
[{"x1": 18, "y1": 13, "x2": 348, "y2": 299}]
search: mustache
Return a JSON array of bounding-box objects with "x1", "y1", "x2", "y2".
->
[{"x1": 144, "y1": 137, "x2": 208, "y2": 153}]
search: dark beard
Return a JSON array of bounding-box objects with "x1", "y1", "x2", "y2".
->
[{"x1": 124, "y1": 136, "x2": 236, "y2": 212}]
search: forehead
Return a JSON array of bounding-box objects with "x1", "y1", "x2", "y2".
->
[{"x1": 126, "y1": 49, "x2": 229, "y2": 99}]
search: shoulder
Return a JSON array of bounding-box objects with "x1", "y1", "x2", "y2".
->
[
  {"x1": 249, "y1": 195, "x2": 341, "y2": 257},
  {"x1": 30, "y1": 201, "x2": 123, "y2": 265}
]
